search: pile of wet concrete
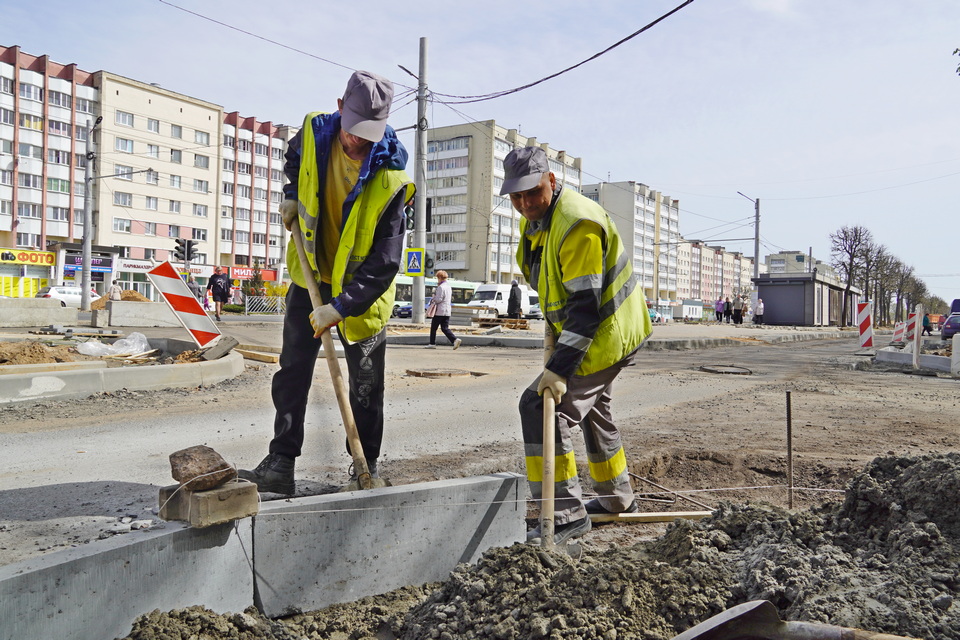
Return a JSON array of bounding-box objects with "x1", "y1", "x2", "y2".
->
[{"x1": 121, "y1": 453, "x2": 960, "y2": 640}]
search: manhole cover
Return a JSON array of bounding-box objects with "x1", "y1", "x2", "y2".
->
[
  {"x1": 405, "y1": 368, "x2": 473, "y2": 378},
  {"x1": 699, "y1": 364, "x2": 752, "y2": 375}
]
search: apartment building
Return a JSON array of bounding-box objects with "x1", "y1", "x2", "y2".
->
[
  {"x1": 581, "y1": 181, "x2": 680, "y2": 312},
  {"x1": 766, "y1": 250, "x2": 835, "y2": 278},
  {"x1": 0, "y1": 46, "x2": 293, "y2": 300},
  {"x1": 219, "y1": 112, "x2": 292, "y2": 283},
  {"x1": 425, "y1": 121, "x2": 582, "y2": 284}
]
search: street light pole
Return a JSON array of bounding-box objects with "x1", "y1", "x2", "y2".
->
[
  {"x1": 412, "y1": 37, "x2": 428, "y2": 324},
  {"x1": 737, "y1": 191, "x2": 760, "y2": 282},
  {"x1": 80, "y1": 118, "x2": 99, "y2": 312}
]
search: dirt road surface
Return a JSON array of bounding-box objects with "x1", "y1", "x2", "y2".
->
[{"x1": 2, "y1": 325, "x2": 958, "y2": 638}]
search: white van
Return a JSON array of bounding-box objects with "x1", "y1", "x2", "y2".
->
[{"x1": 467, "y1": 283, "x2": 536, "y2": 318}]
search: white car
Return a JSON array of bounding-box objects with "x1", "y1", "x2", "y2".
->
[{"x1": 35, "y1": 285, "x2": 101, "y2": 308}]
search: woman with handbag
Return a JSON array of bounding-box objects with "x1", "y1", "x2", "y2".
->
[{"x1": 425, "y1": 270, "x2": 462, "y2": 349}]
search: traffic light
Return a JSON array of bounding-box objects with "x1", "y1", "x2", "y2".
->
[
  {"x1": 174, "y1": 238, "x2": 187, "y2": 261},
  {"x1": 425, "y1": 197, "x2": 432, "y2": 232},
  {"x1": 186, "y1": 239, "x2": 199, "y2": 262},
  {"x1": 404, "y1": 199, "x2": 415, "y2": 231},
  {"x1": 425, "y1": 250, "x2": 435, "y2": 277}
]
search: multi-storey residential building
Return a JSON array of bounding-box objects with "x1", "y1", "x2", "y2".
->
[
  {"x1": 0, "y1": 46, "x2": 292, "y2": 300},
  {"x1": 581, "y1": 181, "x2": 680, "y2": 313},
  {"x1": 219, "y1": 113, "x2": 292, "y2": 279},
  {"x1": 766, "y1": 250, "x2": 835, "y2": 278},
  {"x1": 425, "y1": 121, "x2": 581, "y2": 283}
]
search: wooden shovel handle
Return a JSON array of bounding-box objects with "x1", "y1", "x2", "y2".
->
[{"x1": 289, "y1": 225, "x2": 374, "y2": 489}]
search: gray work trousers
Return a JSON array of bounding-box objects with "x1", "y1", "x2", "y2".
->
[{"x1": 519, "y1": 349, "x2": 637, "y2": 525}]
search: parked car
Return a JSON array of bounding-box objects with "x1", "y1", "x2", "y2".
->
[
  {"x1": 942, "y1": 314, "x2": 960, "y2": 341},
  {"x1": 35, "y1": 286, "x2": 100, "y2": 308},
  {"x1": 527, "y1": 302, "x2": 543, "y2": 319},
  {"x1": 395, "y1": 301, "x2": 430, "y2": 319}
]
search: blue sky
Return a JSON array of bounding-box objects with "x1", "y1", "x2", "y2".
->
[{"x1": 4, "y1": 0, "x2": 959, "y2": 302}]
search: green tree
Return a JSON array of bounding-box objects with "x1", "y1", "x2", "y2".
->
[{"x1": 242, "y1": 261, "x2": 266, "y2": 298}]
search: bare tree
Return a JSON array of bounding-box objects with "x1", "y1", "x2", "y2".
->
[
  {"x1": 830, "y1": 225, "x2": 873, "y2": 327},
  {"x1": 892, "y1": 261, "x2": 914, "y2": 322}
]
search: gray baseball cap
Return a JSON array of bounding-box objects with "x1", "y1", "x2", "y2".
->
[
  {"x1": 500, "y1": 147, "x2": 550, "y2": 195},
  {"x1": 341, "y1": 70, "x2": 393, "y2": 142}
]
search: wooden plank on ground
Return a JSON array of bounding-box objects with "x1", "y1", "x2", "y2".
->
[
  {"x1": 235, "y1": 348, "x2": 280, "y2": 363},
  {"x1": 589, "y1": 510, "x2": 713, "y2": 524}
]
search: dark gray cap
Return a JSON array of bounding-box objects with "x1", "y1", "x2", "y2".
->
[
  {"x1": 341, "y1": 70, "x2": 393, "y2": 142},
  {"x1": 500, "y1": 147, "x2": 549, "y2": 195}
]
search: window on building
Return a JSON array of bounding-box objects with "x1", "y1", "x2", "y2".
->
[
  {"x1": 170, "y1": 149, "x2": 182, "y2": 163},
  {"x1": 146, "y1": 196, "x2": 158, "y2": 210},
  {"x1": 193, "y1": 203, "x2": 208, "y2": 217},
  {"x1": 192, "y1": 228, "x2": 207, "y2": 241},
  {"x1": 147, "y1": 118, "x2": 160, "y2": 133},
  {"x1": 252, "y1": 233, "x2": 266, "y2": 245},
  {"x1": 271, "y1": 147, "x2": 284, "y2": 160},
  {"x1": 19, "y1": 113, "x2": 43, "y2": 131},
  {"x1": 19, "y1": 143, "x2": 43, "y2": 160},
  {"x1": 0, "y1": 77, "x2": 12, "y2": 94},
  {"x1": 47, "y1": 206, "x2": 70, "y2": 222},
  {"x1": 236, "y1": 208, "x2": 250, "y2": 221},
  {"x1": 237, "y1": 162, "x2": 250, "y2": 175},
  {"x1": 195, "y1": 130, "x2": 209, "y2": 145},
  {"x1": 253, "y1": 187, "x2": 267, "y2": 200},
  {"x1": 223, "y1": 159, "x2": 235, "y2": 171},
  {"x1": 221, "y1": 205, "x2": 233, "y2": 217},
  {"x1": 235, "y1": 230, "x2": 249, "y2": 243},
  {"x1": 75, "y1": 97, "x2": 94, "y2": 114},
  {"x1": 48, "y1": 120, "x2": 72, "y2": 138},
  {"x1": 171, "y1": 124, "x2": 182, "y2": 139},
  {"x1": 271, "y1": 191, "x2": 282, "y2": 204},
  {"x1": 236, "y1": 184, "x2": 250, "y2": 199},
  {"x1": 254, "y1": 165, "x2": 268, "y2": 178},
  {"x1": 18, "y1": 173, "x2": 42, "y2": 189},
  {"x1": 115, "y1": 110, "x2": 134, "y2": 127},
  {"x1": 253, "y1": 209, "x2": 266, "y2": 223},
  {"x1": 193, "y1": 179, "x2": 208, "y2": 193},
  {"x1": 147, "y1": 144, "x2": 159, "y2": 159},
  {"x1": 222, "y1": 182, "x2": 234, "y2": 195},
  {"x1": 168, "y1": 225, "x2": 180, "y2": 237},
  {"x1": 169, "y1": 200, "x2": 181, "y2": 213},
  {"x1": 114, "y1": 192, "x2": 133, "y2": 206},
  {"x1": 16, "y1": 233, "x2": 41, "y2": 249},
  {"x1": 254, "y1": 143, "x2": 268, "y2": 156},
  {"x1": 237, "y1": 139, "x2": 251, "y2": 152},
  {"x1": 0, "y1": 170, "x2": 10, "y2": 185},
  {"x1": 271, "y1": 168, "x2": 283, "y2": 181},
  {"x1": 144, "y1": 248, "x2": 157, "y2": 260},
  {"x1": 145, "y1": 169, "x2": 158, "y2": 184},
  {"x1": 18, "y1": 83, "x2": 42, "y2": 102},
  {"x1": 142, "y1": 221, "x2": 156, "y2": 236},
  {"x1": 1, "y1": 200, "x2": 12, "y2": 215},
  {"x1": 1, "y1": 107, "x2": 14, "y2": 125},
  {"x1": 115, "y1": 137, "x2": 134, "y2": 153},
  {"x1": 194, "y1": 154, "x2": 209, "y2": 169},
  {"x1": 47, "y1": 148, "x2": 70, "y2": 165},
  {"x1": 48, "y1": 90, "x2": 72, "y2": 108},
  {"x1": 223, "y1": 135, "x2": 235, "y2": 148},
  {"x1": 75, "y1": 126, "x2": 88, "y2": 142},
  {"x1": 46, "y1": 177, "x2": 70, "y2": 194},
  {"x1": 0, "y1": 139, "x2": 10, "y2": 154},
  {"x1": 269, "y1": 234, "x2": 281, "y2": 247},
  {"x1": 221, "y1": 229, "x2": 233, "y2": 241},
  {"x1": 113, "y1": 218, "x2": 132, "y2": 233},
  {"x1": 115, "y1": 164, "x2": 133, "y2": 180},
  {"x1": 17, "y1": 203, "x2": 42, "y2": 218},
  {"x1": 235, "y1": 254, "x2": 249, "y2": 266},
  {"x1": 170, "y1": 175, "x2": 181, "y2": 188}
]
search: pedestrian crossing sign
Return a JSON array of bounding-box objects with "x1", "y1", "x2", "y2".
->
[{"x1": 404, "y1": 248, "x2": 424, "y2": 276}]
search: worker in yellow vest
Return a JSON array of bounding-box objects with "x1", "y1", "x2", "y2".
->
[
  {"x1": 502, "y1": 147, "x2": 652, "y2": 544},
  {"x1": 238, "y1": 70, "x2": 413, "y2": 494}
]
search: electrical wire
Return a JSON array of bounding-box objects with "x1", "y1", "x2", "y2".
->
[{"x1": 430, "y1": 0, "x2": 696, "y2": 104}]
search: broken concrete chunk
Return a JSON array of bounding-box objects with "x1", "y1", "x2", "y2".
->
[{"x1": 169, "y1": 445, "x2": 237, "y2": 490}]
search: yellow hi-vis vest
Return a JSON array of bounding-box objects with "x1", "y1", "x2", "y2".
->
[
  {"x1": 519, "y1": 188, "x2": 651, "y2": 375},
  {"x1": 286, "y1": 112, "x2": 414, "y2": 342}
]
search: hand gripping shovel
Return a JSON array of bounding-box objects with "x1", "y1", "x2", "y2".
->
[
  {"x1": 670, "y1": 600, "x2": 920, "y2": 640},
  {"x1": 289, "y1": 224, "x2": 388, "y2": 491}
]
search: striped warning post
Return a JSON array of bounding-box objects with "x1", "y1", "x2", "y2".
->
[
  {"x1": 857, "y1": 302, "x2": 873, "y2": 348},
  {"x1": 904, "y1": 312, "x2": 917, "y2": 343},
  {"x1": 892, "y1": 321, "x2": 905, "y2": 343},
  {"x1": 147, "y1": 261, "x2": 221, "y2": 348}
]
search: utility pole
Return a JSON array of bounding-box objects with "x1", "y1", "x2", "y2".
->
[
  {"x1": 412, "y1": 37, "x2": 428, "y2": 324},
  {"x1": 737, "y1": 191, "x2": 761, "y2": 290},
  {"x1": 80, "y1": 118, "x2": 99, "y2": 312}
]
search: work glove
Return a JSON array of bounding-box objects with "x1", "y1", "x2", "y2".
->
[
  {"x1": 279, "y1": 199, "x2": 298, "y2": 231},
  {"x1": 538, "y1": 368, "x2": 567, "y2": 402},
  {"x1": 309, "y1": 304, "x2": 343, "y2": 337}
]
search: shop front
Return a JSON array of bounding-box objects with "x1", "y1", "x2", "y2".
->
[{"x1": 0, "y1": 248, "x2": 57, "y2": 298}]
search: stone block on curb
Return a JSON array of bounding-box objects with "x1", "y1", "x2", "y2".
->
[{"x1": 159, "y1": 480, "x2": 259, "y2": 528}]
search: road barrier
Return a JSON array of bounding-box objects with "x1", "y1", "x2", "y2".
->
[
  {"x1": 147, "y1": 261, "x2": 221, "y2": 348},
  {"x1": 904, "y1": 312, "x2": 917, "y2": 344},
  {"x1": 857, "y1": 302, "x2": 873, "y2": 348},
  {"x1": 892, "y1": 321, "x2": 905, "y2": 343}
]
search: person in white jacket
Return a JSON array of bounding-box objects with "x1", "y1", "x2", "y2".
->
[{"x1": 426, "y1": 270, "x2": 462, "y2": 349}]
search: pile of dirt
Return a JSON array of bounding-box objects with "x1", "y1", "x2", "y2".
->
[
  {"x1": 0, "y1": 340, "x2": 81, "y2": 365},
  {"x1": 119, "y1": 453, "x2": 960, "y2": 639},
  {"x1": 90, "y1": 289, "x2": 150, "y2": 311}
]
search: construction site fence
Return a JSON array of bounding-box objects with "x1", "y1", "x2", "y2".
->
[{"x1": 243, "y1": 295, "x2": 287, "y2": 315}]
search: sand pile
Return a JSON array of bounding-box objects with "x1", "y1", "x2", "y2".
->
[
  {"x1": 120, "y1": 453, "x2": 960, "y2": 640},
  {"x1": 90, "y1": 290, "x2": 150, "y2": 310}
]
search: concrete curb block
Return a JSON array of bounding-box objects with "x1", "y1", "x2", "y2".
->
[
  {"x1": 0, "y1": 350, "x2": 244, "y2": 403},
  {"x1": 0, "y1": 474, "x2": 524, "y2": 640},
  {"x1": 875, "y1": 347, "x2": 951, "y2": 372}
]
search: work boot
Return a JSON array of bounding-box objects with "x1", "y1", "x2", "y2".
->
[
  {"x1": 348, "y1": 459, "x2": 379, "y2": 482},
  {"x1": 526, "y1": 516, "x2": 591, "y2": 545},
  {"x1": 585, "y1": 498, "x2": 639, "y2": 515},
  {"x1": 237, "y1": 453, "x2": 295, "y2": 494}
]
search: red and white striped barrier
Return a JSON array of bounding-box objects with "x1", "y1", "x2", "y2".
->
[
  {"x1": 147, "y1": 261, "x2": 221, "y2": 348},
  {"x1": 892, "y1": 321, "x2": 905, "y2": 343},
  {"x1": 857, "y1": 303, "x2": 873, "y2": 348},
  {"x1": 904, "y1": 313, "x2": 917, "y2": 344}
]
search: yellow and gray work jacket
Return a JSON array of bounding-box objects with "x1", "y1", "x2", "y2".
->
[
  {"x1": 284, "y1": 111, "x2": 414, "y2": 342},
  {"x1": 518, "y1": 187, "x2": 651, "y2": 377}
]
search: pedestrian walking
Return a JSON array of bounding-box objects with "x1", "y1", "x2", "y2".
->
[
  {"x1": 755, "y1": 298, "x2": 765, "y2": 325},
  {"x1": 206, "y1": 266, "x2": 230, "y2": 321},
  {"x1": 732, "y1": 295, "x2": 744, "y2": 324},
  {"x1": 715, "y1": 297, "x2": 724, "y2": 323},
  {"x1": 501, "y1": 147, "x2": 651, "y2": 545},
  {"x1": 507, "y1": 279, "x2": 523, "y2": 319},
  {"x1": 237, "y1": 70, "x2": 412, "y2": 494},
  {"x1": 425, "y1": 270, "x2": 462, "y2": 350},
  {"x1": 186, "y1": 276, "x2": 202, "y2": 301},
  {"x1": 724, "y1": 296, "x2": 733, "y2": 323}
]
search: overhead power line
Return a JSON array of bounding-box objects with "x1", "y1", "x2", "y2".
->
[{"x1": 430, "y1": 0, "x2": 695, "y2": 104}]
